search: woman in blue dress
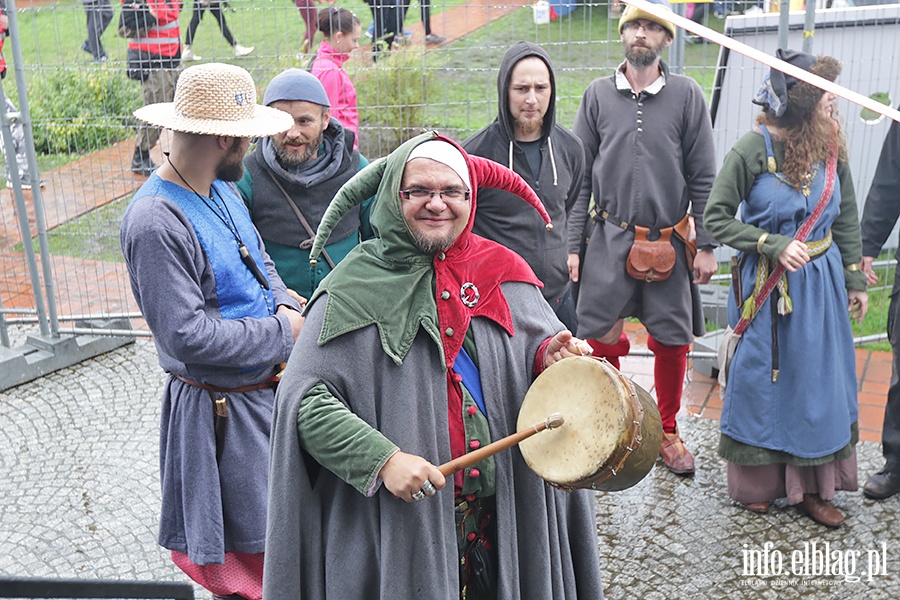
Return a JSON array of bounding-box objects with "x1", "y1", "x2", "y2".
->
[{"x1": 704, "y1": 50, "x2": 868, "y2": 528}]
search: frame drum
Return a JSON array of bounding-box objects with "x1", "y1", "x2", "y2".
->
[{"x1": 517, "y1": 356, "x2": 662, "y2": 492}]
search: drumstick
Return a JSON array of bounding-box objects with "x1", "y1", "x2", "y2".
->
[
  {"x1": 438, "y1": 412, "x2": 565, "y2": 477},
  {"x1": 621, "y1": 0, "x2": 900, "y2": 124}
]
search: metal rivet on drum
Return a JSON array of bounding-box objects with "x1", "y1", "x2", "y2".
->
[
  {"x1": 441, "y1": 290, "x2": 450, "y2": 300},
  {"x1": 445, "y1": 327, "x2": 454, "y2": 337}
]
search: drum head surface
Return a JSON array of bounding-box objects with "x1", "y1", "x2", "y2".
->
[{"x1": 517, "y1": 356, "x2": 631, "y2": 487}]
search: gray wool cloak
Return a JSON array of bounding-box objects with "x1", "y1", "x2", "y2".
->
[{"x1": 265, "y1": 282, "x2": 604, "y2": 599}]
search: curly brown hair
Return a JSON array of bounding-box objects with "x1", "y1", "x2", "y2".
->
[{"x1": 757, "y1": 56, "x2": 847, "y2": 189}]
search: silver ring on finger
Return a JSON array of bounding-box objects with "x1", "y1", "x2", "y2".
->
[
  {"x1": 412, "y1": 490, "x2": 426, "y2": 501},
  {"x1": 422, "y1": 480, "x2": 436, "y2": 496}
]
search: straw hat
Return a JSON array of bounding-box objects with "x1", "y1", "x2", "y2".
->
[{"x1": 134, "y1": 63, "x2": 293, "y2": 138}]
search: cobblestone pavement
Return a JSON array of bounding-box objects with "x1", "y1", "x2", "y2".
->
[{"x1": 1, "y1": 340, "x2": 898, "y2": 599}]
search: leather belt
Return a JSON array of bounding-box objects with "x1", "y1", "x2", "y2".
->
[
  {"x1": 590, "y1": 206, "x2": 631, "y2": 231},
  {"x1": 172, "y1": 373, "x2": 279, "y2": 393}
]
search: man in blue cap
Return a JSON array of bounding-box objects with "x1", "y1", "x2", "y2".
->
[{"x1": 237, "y1": 68, "x2": 370, "y2": 301}]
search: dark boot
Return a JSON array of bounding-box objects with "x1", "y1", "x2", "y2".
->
[{"x1": 131, "y1": 146, "x2": 157, "y2": 176}]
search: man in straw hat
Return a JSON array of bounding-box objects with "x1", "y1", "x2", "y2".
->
[
  {"x1": 120, "y1": 63, "x2": 303, "y2": 600},
  {"x1": 568, "y1": 0, "x2": 717, "y2": 476},
  {"x1": 264, "y1": 132, "x2": 604, "y2": 599}
]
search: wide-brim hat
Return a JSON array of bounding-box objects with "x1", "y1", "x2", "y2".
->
[{"x1": 133, "y1": 63, "x2": 293, "y2": 138}]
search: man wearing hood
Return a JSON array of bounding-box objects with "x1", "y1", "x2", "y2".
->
[
  {"x1": 568, "y1": 0, "x2": 718, "y2": 477},
  {"x1": 237, "y1": 68, "x2": 370, "y2": 300},
  {"x1": 264, "y1": 133, "x2": 604, "y2": 599},
  {"x1": 463, "y1": 41, "x2": 584, "y2": 332}
]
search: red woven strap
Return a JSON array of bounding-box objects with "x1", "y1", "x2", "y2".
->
[{"x1": 733, "y1": 150, "x2": 838, "y2": 336}]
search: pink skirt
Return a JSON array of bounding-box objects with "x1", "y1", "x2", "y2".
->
[{"x1": 726, "y1": 450, "x2": 858, "y2": 506}]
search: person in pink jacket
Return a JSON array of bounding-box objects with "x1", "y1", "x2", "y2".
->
[{"x1": 310, "y1": 7, "x2": 361, "y2": 147}]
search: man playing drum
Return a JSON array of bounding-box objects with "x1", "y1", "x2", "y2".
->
[
  {"x1": 264, "y1": 133, "x2": 604, "y2": 599},
  {"x1": 567, "y1": 0, "x2": 718, "y2": 475}
]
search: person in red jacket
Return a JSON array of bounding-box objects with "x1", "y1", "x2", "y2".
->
[
  {"x1": 0, "y1": 1, "x2": 42, "y2": 189},
  {"x1": 125, "y1": 0, "x2": 182, "y2": 176}
]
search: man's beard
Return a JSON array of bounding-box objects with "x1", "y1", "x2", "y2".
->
[
  {"x1": 215, "y1": 138, "x2": 246, "y2": 182},
  {"x1": 624, "y1": 41, "x2": 662, "y2": 68},
  {"x1": 410, "y1": 228, "x2": 456, "y2": 255},
  {"x1": 515, "y1": 115, "x2": 543, "y2": 137},
  {"x1": 274, "y1": 130, "x2": 324, "y2": 167}
]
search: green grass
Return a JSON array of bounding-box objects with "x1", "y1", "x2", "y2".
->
[
  {"x1": 7, "y1": 0, "x2": 725, "y2": 160},
  {"x1": 18, "y1": 194, "x2": 132, "y2": 262}
]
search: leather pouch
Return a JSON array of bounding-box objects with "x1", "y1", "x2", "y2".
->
[{"x1": 626, "y1": 225, "x2": 676, "y2": 283}]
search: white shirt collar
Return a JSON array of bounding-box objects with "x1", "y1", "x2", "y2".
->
[{"x1": 615, "y1": 60, "x2": 667, "y2": 95}]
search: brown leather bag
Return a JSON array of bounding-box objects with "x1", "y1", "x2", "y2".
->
[
  {"x1": 626, "y1": 225, "x2": 676, "y2": 283},
  {"x1": 672, "y1": 215, "x2": 696, "y2": 272}
]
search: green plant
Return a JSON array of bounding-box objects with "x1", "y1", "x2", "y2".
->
[
  {"x1": 355, "y1": 46, "x2": 438, "y2": 156},
  {"x1": 28, "y1": 68, "x2": 142, "y2": 155}
]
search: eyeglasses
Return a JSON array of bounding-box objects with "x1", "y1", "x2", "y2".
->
[
  {"x1": 399, "y1": 189, "x2": 470, "y2": 203},
  {"x1": 622, "y1": 20, "x2": 667, "y2": 34}
]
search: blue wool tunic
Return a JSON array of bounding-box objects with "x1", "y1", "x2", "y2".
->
[
  {"x1": 121, "y1": 175, "x2": 299, "y2": 564},
  {"x1": 720, "y1": 127, "x2": 858, "y2": 459}
]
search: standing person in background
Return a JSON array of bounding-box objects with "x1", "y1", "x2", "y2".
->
[
  {"x1": 568, "y1": 0, "x2": 718, "y2": 476},
  {"x1": 126, "y1": 0, "x2": 182, "y2": 176},
  {"x1": 294, "y1": 0, "x2": 333, "y2": 56},
  {"x1": 363, "y1": 0, "x2": 406, "y2": 58},
  {"x1": 237, "y1": 68, "x2": 369, "y2": 300},
  {"x1": 81, "y1": 0, "x2": 113, "y2": 63},
  {"x1": 181, "y1": 0, "x2": 253, "y2": 62},
  {"x1": 0, "y1": 1, "x2": 43, "y2": 190},
  {"x1": 121, "y1": 63, "x2": 302, "y2": 600},
  {"x1": 464, "y1": 41, "x2": 584, "y2": 332},
  {"x1": 704, "y1": 51, "x2": 865, "y2": 527},
  {"x1": 310, "y1": 7, "x2": 360, "y2": 146},
  {"x1": 419, "y1": 0, "x2": 445, "y2": 45},
  {"x1": 859, "y1": 106, "x2": 900, "y2": 501}
]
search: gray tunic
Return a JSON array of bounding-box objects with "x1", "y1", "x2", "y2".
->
[
  {"x1": 265, "y1": 283, "x2": 604, "y2": 599},
  {"x1": 120, "y1": 182, "x2": 299, "y2": 564},
  {"x1": 568, "y1": 64, "x2": 716, "y2": 344}
]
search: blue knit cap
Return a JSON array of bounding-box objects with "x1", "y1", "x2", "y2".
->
[{"x1": 263, "y1": 69, "x2": 331, "y2": 108}]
